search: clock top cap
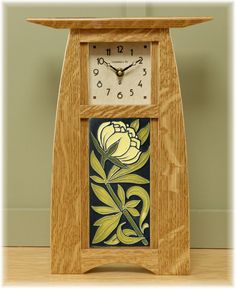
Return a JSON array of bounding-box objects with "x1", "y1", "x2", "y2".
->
[{"x1": 27, "y1": 16, "x2": 212, "y2": 29}]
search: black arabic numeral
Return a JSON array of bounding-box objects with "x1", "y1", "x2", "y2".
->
[
  {"x1": 117, "y1": 45, "x2": 124, "y2": 53},
  {"x1": 130, "y1": 89, "x2": 134, "y2": 96},
  {"x1": 97, "y1": 57, "x2": 105, "y2": 65},
  {"x1": 117, "y1": 92, "x2": 123, "y2": 99},
  {"x1": 93, "y1": 68, "x2": 99, "y2": 76},
  {"x1": 138, "y1": 80, "x2": 143, "y2": 87},
  {"x1": 138, "y1": 56, "x2": 143, "y2": 64},
  {"x1": 106, "y1": 88, "x2": 111, "y2": 96},
  {"x1": 130, "y1": 49, "x2": 134, "y2": 56},
  {"x1": 97, "y1": 81, "x2": 103, "y2": 88},
  {"x1": 106, "y1": 48, "x2": 111, "y2": 56},
  {"x1": 143, "y1": 68, "x2": 147, "y2": 76}
]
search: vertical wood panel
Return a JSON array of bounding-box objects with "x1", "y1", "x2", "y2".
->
[
  {"x1": 79, "y1": 43, "x2": 89, "y2": 249},
  {"x1": 157, "y1": 29, "x2": 190, "y2": 274},
  {"x1": 51, "y1": 29, "x2": 81, "y2": 273},
  {"x1": 151, "y1": 41, "x2": 159, "y2": 103},
  {"x1": 150, "y1": 41, "x2": 159, "y2": 250}
]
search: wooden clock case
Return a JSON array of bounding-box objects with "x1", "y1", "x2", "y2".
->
[{"x1": 28, "y1": 17, "x2": 212, "y2": 275}]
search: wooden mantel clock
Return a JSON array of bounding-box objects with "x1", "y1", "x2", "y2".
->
[{"x1": 28, "y1": 17, "x2": 212, "y2": 275}]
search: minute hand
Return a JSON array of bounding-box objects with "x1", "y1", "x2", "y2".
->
[{"x1": 122, "y1": 58, "x2": 142, "y2": 73}]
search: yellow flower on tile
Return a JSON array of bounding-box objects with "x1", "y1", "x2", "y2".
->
[{"x1": 97, "y1": 121, "x2": 141, "y2": 165}]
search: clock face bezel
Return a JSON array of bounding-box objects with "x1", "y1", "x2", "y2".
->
[{"x1": 88, "y1": 42, "x2": 151, "y2": 105}]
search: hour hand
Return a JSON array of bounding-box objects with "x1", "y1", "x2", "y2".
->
[
  {"x1": 103, "y1": 59, "x2": 118, "y2": 73},
  {"x1": 108, "y1": 64, "x2": 119, "y2": 73},
  {"x1": 103, "y1": 59, "x2": 126, "y2": 84}
]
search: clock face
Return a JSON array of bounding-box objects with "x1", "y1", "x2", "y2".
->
[{"x1": 89, "y1": 42, "x2": 151, "y2": 105}]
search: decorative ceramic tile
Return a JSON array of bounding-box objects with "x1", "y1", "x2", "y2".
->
[{"x1": 89, "y1": 118, "x2": 150, "y2": 247}]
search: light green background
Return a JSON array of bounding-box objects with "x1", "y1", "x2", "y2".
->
[{"x1": 3, "y1": 3, "x2": 232, "y2": 247}]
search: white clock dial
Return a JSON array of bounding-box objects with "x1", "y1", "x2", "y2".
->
[{"x1": 89, "y1": 42, "x2": 151, "y2": 105}]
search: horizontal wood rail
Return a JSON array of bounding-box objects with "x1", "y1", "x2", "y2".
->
[
  {"x1": 79, "y1": 105, "x2": 159, "y2": 119},
  {"x1": 79, "y1": 29, "x2": 161, "y2": 42},
  {"x1": 80, "y1": 248, "x2": 158, "y2": 274}
]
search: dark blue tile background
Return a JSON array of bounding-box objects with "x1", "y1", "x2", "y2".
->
[{"x1": 89, "y1": 118, "x2": 150, "y2": 247}]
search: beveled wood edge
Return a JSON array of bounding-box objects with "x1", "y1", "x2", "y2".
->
[
  {"x1": 27, "y1": 17, "x2": 213, "y2": 29},
  {"x1": 79, "y1": 105, "x2": 159, "y2": 118}
]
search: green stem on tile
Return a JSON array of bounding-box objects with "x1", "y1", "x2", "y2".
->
[
  {"x1": 100, "y1": 149, "x2": 148, "y2": 246},
  {"x1": 106, "y1": 183, "x2": 148, "y2": 246},
  {"x1": 101, "y1": 154, "x2": 107, "y2": 168}
]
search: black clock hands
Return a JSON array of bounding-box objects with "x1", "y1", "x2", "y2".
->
[
  {"x1": 106, "y1": 63, "x2": 118, "y2": 73},
  {"x1": 102, "y1": 59, "x2": 124, "y2": 83},
  {"x1": 102, "y1": 57, "x2": 143, "y2": 85},
  {"x1": 103, "y1": 57, "x2": 142, "y2": 75},
  {"x1": 116, "y1": 58, "x2": 142, "y2": 84},
  {"x1": 122, "y1": 63, "x2": 134, "y2": 72},
  {"x1": 122, "y1": 57, "x2": 142, "y2": 73},
  {"x1": 103, "y1": 59, "x2": 119, "y2": 73}
]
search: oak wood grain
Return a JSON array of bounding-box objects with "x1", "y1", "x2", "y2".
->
[
  {"x1": 150, "y1": 119, "x2": 158, "y2": 250},
  {"x1": 81, "y1": 119, "x2": 89, "y2": 250},
  {"x1": 4, "y1": 248, "x2": 232, "y2": 285},
  {"x1": 150, "y1": 42, "x2": 159, "y2": 249},
  {"x1": 79, "y1": 105, "x2": 159, "y2": 118},
  {"x1": 79, "y1": 43, "x2": 89, "y2": 250},
  {"x1": 50, "y1": 30, "x2": 81, "y2": 273},
  {"x1": 81, "y1": 249, "x2": 158, "y2": 274},
  {"x1": 151, "y1": 42, "x2": 159, "y2": 103},
  {"x1": 79, "y1": 28, "x2": 161, "y2": 42},
  {"x1": 157, "y1": 29, "x2": 190, "y2": 274},
  {"x1": 27, "y1": 17, "x2": 212, "y2": 29}
]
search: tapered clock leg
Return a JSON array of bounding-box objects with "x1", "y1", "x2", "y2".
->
[
  {"x1": 50, "y1": 30, "x2": 82, "y2": 274},
  {"x1": 157, "y1": 29, "x2": 190, "y2": 275}
]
